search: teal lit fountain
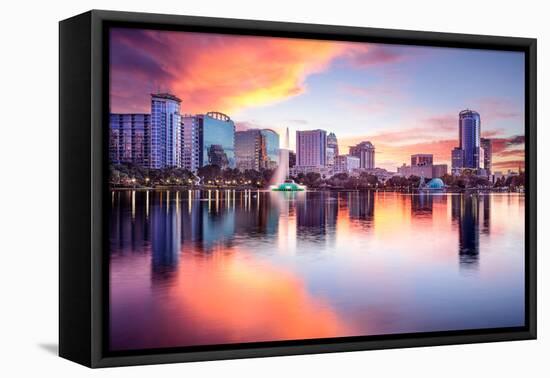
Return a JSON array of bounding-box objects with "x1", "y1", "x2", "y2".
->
[
  {"x1": 272, "y1": 179, "x2": 305, "y2": 192},
  {"x1": 270, "y1": 127, "x2": 306, "y2": 192}
]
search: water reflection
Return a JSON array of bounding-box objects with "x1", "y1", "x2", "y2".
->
[
  {"x1": 151, "y1": 192, "x2": 180, "y2": 280},
  {"x1": 450, "y1": 194, "x2": 491, "y2": 270},
  {"x1": 109, "y1": 190, "x2": 524, "y2": 351},
  {"x1": 349, "y1": 191, "x2": 374, "y2": 223}
]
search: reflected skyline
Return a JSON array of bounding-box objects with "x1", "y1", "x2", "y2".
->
[{"x1": 110, "y1": 190, "x2": 525, "y2": 351}]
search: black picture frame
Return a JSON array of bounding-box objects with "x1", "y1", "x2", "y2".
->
[{"x1": 59, "y1": 9, "x2": 537, "y2": 368}]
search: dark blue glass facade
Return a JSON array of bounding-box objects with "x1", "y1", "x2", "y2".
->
[
  {"x1": 260, "y1": 129, "x2": 280, "y2": 167},
  {"x1": 201, "y1": 112, "x2": 235, "y2": 169},
  {"x1": 459, "y1": 110, "x2": 481, "y2": 169}
]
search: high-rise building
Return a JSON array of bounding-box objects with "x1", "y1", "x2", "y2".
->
[
  {"x1": 296, "y1": 129, "x2": 327, "y2": 167},
  {"x1": 326, "y1": 132, "x2": 339, "y2": 167},
  {"x1": 235, "y1": 129, "x2": 264, "y2": 171},
  {"x1": 451, "y1": 147, "x2": 464, "y2": 175},
  {"x1": 480, "y1": 138, "x2": 492, "y2": 174},
  {"x1": 289, "y1": 151, "x2": 296, "y2": 168},
  {"x1": 411, "y1": 154, "x2": 433, "y2": 167},
  {"x1": 260, "y1": 129, "x2": 280, "y2": 169},
  {"x1": 150, "y1": 93, "x2": 182, "y2": 168},
  {"x1": 181, "y1": 111, "x2": 235, "y2": 170},
  {"x1": 181, "y1": 114, "x2": 202, "y2": 172},
  {"x1": 202, "y1": 112, "x2": 235, "y2": 169},
  {"x1": 349, "y1": 141, "x2": 375, "y2": 169},
  {"x1": 458, "y1": 109, "x2": 481, "y2": 169},
  {"x1": 109, "y1": 113, "x2": 150, "y2": 166}
]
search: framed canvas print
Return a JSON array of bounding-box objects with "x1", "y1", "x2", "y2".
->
[{"x1": 59, "y1": 10, "x2": 537, "y2": 368}]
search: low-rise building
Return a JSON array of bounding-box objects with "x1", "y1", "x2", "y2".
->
[{"x1": 334, "y1": 155, "x2": 360, "y2": 174}]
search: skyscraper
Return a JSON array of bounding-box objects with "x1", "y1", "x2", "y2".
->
[
  {"x1": 480, "y1": 138, "x2": 492, "y2": 174},
  {"x1": 109, "y1": 113, "x2": 150, "y2": 166},
  {"x1": 261, "y1": 129, "x2": 280, "y2": 169},
  {"x1": 326, "y1": 132, "x2": 339, "y2": 167},
  {"x1": 181, "y1": 114, "x2": 202, "y2": 172},
  {"x1": 150, "y1": 93, "x2": 182, "y2": 168},
  {"x1": 349, "y1": 141, "x2": 375, "y2": 169},
  {"x1": 451, "y1": 147, "x2": 464, "y2": 175},
  {"x1": 296, "y1": 129, "x2": 327, "y2": 167},
  {"x1": 289, "y1": 151, "x2": 296, "y2": 168},
  {"x1": 458, "y1": 109, "x2": 481, "y2": 169},
  {"x1": 202, "y1": 112, "x2": 235, "y2": 169},
  {"x1": 235, "y1": 129, "x2": 264, "y2": 171},
  {"x1": 181, "y1": 112, "x2": 235, "y2": 170}
]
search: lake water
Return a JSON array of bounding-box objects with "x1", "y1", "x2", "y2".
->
[{"x1": 109, "y1": 190, "x2": 525, "y2": 351}]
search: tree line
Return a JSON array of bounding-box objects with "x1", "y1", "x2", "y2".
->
[
  {"x1": 110, "y1": 163, "x2": 275, "y2": 188},
  {"x1": 110, "y1": 163, "x2": 525, "y2": 191}
]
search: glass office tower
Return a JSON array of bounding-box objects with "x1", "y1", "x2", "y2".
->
[
  {"x1": 260, "y1": 129, "x2": 280, "y2": 169},
  {"x1": 235, "y1": 129, "x2": 263, "y2": 171},
  {"x1": 459, "y1": 109, "x2": 481, "y2": 169},
  {"x1": 202, "y1": 112, "x2": 235, "y2": 169}
]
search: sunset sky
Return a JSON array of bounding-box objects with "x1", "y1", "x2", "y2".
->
[{"x1": 110, "y1": 28, "x2": 525, "y2": 172}]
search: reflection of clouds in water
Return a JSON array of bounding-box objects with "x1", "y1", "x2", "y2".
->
[{"x1": 165, "y1": 250, "x2": 352, "y2": 344}]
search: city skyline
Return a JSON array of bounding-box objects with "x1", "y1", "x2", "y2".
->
[
  {"x1": 110, "y1": 28, "x2": 525, "y2": 171},
  {"x1": 110, "y1": 91, "x2": 506, "y2": 179}
]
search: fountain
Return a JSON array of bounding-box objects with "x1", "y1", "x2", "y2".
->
[{"x1": 271, "y1": 127, "x2": 305, "y2": 191}]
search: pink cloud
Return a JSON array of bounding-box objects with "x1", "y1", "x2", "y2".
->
[
  {"x1": 477, "y1": 97, "x2": 523, "y2": 123},
  {"x1": 343, "y1": 45, "x2": 406, "y2": 68}
]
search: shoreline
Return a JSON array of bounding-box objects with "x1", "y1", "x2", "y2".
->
[{"x1": 109, "y1": 186, "x2": 524, "y2": 194}]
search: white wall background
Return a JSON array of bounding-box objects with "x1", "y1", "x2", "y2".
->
[{"x1": 0, "y1": 0, "x2": 547, "y2": 376}]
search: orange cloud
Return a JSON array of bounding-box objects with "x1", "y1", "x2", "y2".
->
[
  {"x1": 111, "y1": 29, "x2": 352, "y2": 114},
  {"x1": 176, "y1": 38, "x2": 347, "y2": 113}
]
